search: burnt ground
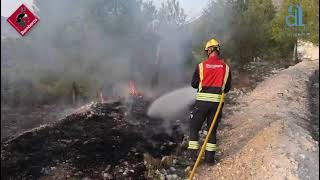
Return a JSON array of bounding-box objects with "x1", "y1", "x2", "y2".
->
[{"x1": 1, "y1": 99, "x2": 186, "y2": 180}]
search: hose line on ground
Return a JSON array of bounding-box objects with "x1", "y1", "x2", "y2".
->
[{"x1": 188, "y1": 93, "x2": 225, "y2": 180}]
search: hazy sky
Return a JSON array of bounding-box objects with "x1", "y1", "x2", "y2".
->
[
  {"x1": 1, "y1": 0, "x2": 36, "y2": 17},
  {"x1": 152, "y1": 0, "x2": 209, "y2": 21},
  {"x1": 1, "y1": 0, "x2": 209, "y2": 20}
]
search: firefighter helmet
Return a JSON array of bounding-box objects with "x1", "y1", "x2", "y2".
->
[{"x1": 205, "y1": 38, "x2": 220, "y2": 51}]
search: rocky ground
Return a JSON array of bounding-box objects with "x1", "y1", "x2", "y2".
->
[{"x1": 193, "y1": 44, "x2": 319, "y2": 180}]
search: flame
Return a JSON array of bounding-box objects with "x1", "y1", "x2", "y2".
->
[{"x1": 129, "y1": 80, "x2": 143, "y2": 97}]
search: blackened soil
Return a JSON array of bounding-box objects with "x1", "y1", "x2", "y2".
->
[{"x1": 1, "y1": 100, "x2": 183, "y2": 180}]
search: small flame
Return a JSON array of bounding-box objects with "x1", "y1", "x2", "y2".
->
[{"x1": 129, "y1": 80, "x2": 143, "y2": 97}]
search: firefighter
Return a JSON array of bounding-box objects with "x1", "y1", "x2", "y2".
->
[{"x1": 187, "y1": 38, "x2": 232, "y2": 164}]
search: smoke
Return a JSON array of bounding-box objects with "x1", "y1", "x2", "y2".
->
[
  {"x1": 147, "y1": 86, "x2": 196, "y2": 134},
  {"x1": 147, "y1": 86, "x2": 196, "y2": 120},
  {"x1": 1, "y1": 0, "x2": 193, "y2": 105}
]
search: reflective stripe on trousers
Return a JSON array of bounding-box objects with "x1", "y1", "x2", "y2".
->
[
  {"x1": 188, "y1": 141, "x2": 218, "y2": 151},
  {"x1": 205, "y1": 143, "x2": 217, "y2": 151},
  {"x1": 188, "y1": 140, "x2": 199, "y2": 150}
]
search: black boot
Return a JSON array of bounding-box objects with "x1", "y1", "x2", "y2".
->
[{"x1": 205, "y1": 151, "x2": 215, "y2": 165}]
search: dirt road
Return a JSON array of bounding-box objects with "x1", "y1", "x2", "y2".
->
[{"x1": 194, "y1": 45, "x2": 319, "y2": 180}]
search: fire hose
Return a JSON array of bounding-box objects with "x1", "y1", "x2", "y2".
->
[{"x1": 188, "y1": 93, "x2": 225, "y2": 180}]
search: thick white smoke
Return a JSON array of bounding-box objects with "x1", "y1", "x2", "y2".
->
[{"x1": 147, "y1": 86, "x2": 196, "y2": 120}]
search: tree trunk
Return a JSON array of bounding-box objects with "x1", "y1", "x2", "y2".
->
[{"x1": 293, "y1": 39, "x2": 298, "y2": 63}]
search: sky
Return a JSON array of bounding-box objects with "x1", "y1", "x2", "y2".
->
[
  {"x1": 152, "y1": 0, "x2": 209, "y2": 21},
  {"x1": 1, "y1": 0, "x2": 36, "y2": 17},
  {"x1": 1, "y1": 0, "x2": 209, "y2": 21}
]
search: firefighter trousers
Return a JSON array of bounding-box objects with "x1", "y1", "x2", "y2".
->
[{"x1": 188, "y1": 101, "x2": 223, "y2": 161}]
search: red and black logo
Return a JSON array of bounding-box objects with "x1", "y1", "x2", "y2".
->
[
  {"x1": 7, "y1": 4, "x2": 39, "y2": 36},
  {"x1": 16, "y1": 6, "x2": 29, "y2": 28}
]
